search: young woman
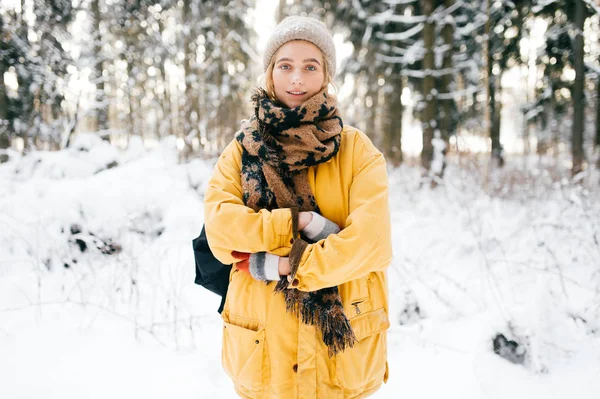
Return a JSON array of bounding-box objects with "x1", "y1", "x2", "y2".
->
[{"x1": 204, "y1": 16, "x2": 392, "y2": 399}]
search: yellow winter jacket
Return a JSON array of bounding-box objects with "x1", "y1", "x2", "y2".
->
[{"x1": 204, "y1": 126, "x2": 392, "y2": 399}]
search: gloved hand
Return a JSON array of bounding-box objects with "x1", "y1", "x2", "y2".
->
[
  {"x1": 301, "y1": 211, "x2": 341, "y2": 242},
  {"x1": 232, "y1": 250, "x2": 280, "y2": 281},
  {"x1": 231, "y1": 251, "x2": 250, "y2": 274}
]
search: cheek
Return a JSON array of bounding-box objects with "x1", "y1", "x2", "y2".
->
[
  {"x1": 271, "y1": 71, "x2": 284, "y2": 90},
  {"x1": 310, "y1": 74, "x2": 325, "y2": 89}
]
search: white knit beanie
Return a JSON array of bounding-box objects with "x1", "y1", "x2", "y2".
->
[{"x1": 263, "y1": 16, "x2": 336, "y2": 77}]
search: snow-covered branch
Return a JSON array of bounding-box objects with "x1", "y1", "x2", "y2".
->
[
  {"x1": 368, "y1": 12, "x2": 427, "y2": 25},
  {"x1": 585, "y1": 61, "x2": 600, "y2": 75},
  {"x1": 532, "y1": 0, "x2": 560, "y2": 13},
  {"x1": 382, "y1": 0, "x2": 419, "y2": 5},
  {"x1": 376, "y1": 23, "x2": 424, "y2": 41},
  {"x1": 455, "y1": 18, "x2": 487, "y2": 37},
  {"x1": 583, "y1": 0, "x2": 600, "y2": 15}
]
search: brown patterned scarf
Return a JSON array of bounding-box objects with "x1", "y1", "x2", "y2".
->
[{"x1": 236, "y1": 88, "x2": 356, "y2": 356}]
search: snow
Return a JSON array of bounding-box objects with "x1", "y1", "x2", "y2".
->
[{"x1": 1, "y1": 135, "x2": 600, "y2": 398}]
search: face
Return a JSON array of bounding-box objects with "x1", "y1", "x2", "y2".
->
[{"x1": 271, "y1": 40, "x2": 326, "y2": 108}]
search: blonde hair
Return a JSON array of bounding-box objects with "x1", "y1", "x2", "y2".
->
[{"x1": 261, "y1": 48, "x2": 337, "y2": 103}]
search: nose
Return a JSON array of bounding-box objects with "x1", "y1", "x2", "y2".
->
[{"x1": 291, "y1": 72, "x2": 303, "y2": 86}]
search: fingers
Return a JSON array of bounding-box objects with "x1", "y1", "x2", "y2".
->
[{"x1": 231, "y1": 250, "x2": 250, "y2": 260}]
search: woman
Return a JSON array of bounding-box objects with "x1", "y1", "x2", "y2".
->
[{"x1": 204, "y1": 16, "x2": 392, "y2": 399}]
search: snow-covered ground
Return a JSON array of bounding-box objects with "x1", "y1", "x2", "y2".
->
[{"x1": 1, "y1": 134, "x2": 599, "y2": 398}]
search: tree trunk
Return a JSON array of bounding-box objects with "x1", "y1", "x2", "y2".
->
[
  {"x1": 550, "y1": 86, "x2": 561, "y2": 156},
  {"x1": 181, "y1": 0, "x2": 196, "y2": 157},
  {"x1": 483, "y1": 0, "x2": 491, "y2": 152},
  {"x1": 91, "y1": 0, "x2": 109, "y2": 136},
  {"x1": 571, "y1": 0, "x2": 585, "y2": 176},
  {"x1": 126, "y1": 58, "x2": 136, "y2": 142},
  {"x1": 158, "y1": 61, "x2": 172, "y2": 138},
  {"x1": 489, "y1": 69, "x2": 504, "y2": 166},
  {"x1": 157, "y1": 18, "x2": 173, "y2": 139},
  {"x1": 436, "y1": 0, "x2": 455, "y2": 177},
  {"x1": 277, "y1": 0, "x2": 286, "y2": 22},
  {"x1": 538, "y1": 93, "x2": 551, "y2": 158},
  {"x1": 596, "y1": 74, "x2": 600, "y2": 169},
  {"x1": 16, "y1": 70, "x2": 31, "y2": 152},
  {"x1": 488, "y1": 52, "x2": 504, "y2": 167},
  {"x1": 383, "y1": 74, "x2": 403, "y2": 166},
  {"x1": 421, "y1": 0, "x2": 436, "y2": 171},
  {"x1": 365, "y1": 77, "x2": 379, "y2": 142},
  {"x1": 182, "y1": 0, "x2": 191, "y2": 136},
  {"x1": 364, "y1": 51, "x2": 380, "y2": 142},
  {"x1": 0, "y1": 62, "x2": 10, "y2": 159},
  {"x1": 216, "y1": 62, "x2": 225, "y2": 150}
]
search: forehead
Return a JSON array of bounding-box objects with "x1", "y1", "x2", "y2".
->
[{"x1": 274, "y1": 40, "x2": 323, "y2": 61}]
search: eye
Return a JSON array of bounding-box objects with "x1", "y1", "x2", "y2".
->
[
  {"x1": 306, "y1": 65, "x2": 317, "y2": 71},
  {"x1": 279, "y1": 64, "x2": 290, "y2": 70}
]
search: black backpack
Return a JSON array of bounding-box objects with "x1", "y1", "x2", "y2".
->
[{"x1": 192, "y1": 225, "x2": 231, "y2": 313}]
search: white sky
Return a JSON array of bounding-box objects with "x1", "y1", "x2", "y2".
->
[{"x1": 254, "y1": 0, "x2": 278, "y2": 54}]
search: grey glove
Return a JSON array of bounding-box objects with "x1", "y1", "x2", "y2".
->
[
  {"x1": 249, "y1": 252, "x2": 281, "y2": 281},
  {"x1": 301, "y1": 211, "x2": 341, "y2": 242}
]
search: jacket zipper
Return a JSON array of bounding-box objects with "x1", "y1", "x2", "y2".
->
[{"x1": 351, "y1": 301, "x2": 364, "y2": 315}]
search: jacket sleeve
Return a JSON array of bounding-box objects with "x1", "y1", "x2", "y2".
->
[
  {"x1": 291, "y1": 134, "x2": 392, "y2": 292},
  {"x1": 203, "y1": 139, "x2": 294, "y2": 265}
]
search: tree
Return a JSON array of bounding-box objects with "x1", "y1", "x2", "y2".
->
[
  {"x1": 533, "y1": 0, "x2": 596, "y2": 176},
  {"x1": 437, "y1": 0, "x2": 457, "y2": 173},
  {"x1": 91, "y1": 0, "x2": 109, "y2": 135},
  {"x1": 0, "y1": 14, "x2": 12, "y2": 161},
  {"x1": 370, "y1": 1, "x2": 480, "y2": 177},
  {"x1": 0, "y1": 0, "x2": 73, "y2": 151},
  {"x1": 421, "y1": 0, "x2": 436, "y2": 172},
  {"x1": 198, "y1": 0, "x2": 256, "y2": 152},
  {"x1": 572, "y1": 0, "x2": 585, "y2": 175},
  {"x1": 487, "y1": 0, "x2": 529, "y2": 167},
  {"x1": 596, "y1": 68, "x2": 600, "y2": 169}
]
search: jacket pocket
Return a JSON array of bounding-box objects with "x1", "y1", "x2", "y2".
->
[
  {"x1": 335, "y1": 308, "x2": 390, "y2": 390},
  {"x1": 341, "y1": 275, "x2": 373, "y2": 317},
  {"x1": 222, "y1": 316, "x2": 266, "y2": 394}
]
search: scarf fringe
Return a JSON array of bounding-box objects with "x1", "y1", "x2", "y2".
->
[{"x1": 320, "y1": 310, "x2": 357, "y2": 358}]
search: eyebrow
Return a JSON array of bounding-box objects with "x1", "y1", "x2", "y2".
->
[{"x1": 276, "y1": 57, "x2": 322, "y2": 65}]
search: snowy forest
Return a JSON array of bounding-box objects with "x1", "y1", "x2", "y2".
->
[
  {"x1": 1, "y1": 0, "x2": 600, "y2": 398},
  {"x1": 2, "y1": 0, "x2": 600, "y2": 175}
]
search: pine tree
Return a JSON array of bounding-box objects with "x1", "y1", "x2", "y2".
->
[
  {"x1": 572, "y1": 0, "x2": 586, "y2": 175},
  {"x1": 198, "y1": 0, "x2": 256, "y2": 152},
  {"x1": 91, "y1": 0, "x2": 109, "y2": 135},
  {"x1": 533, "y1": 0, "x2": 596, "y2": 175},
  {"x1": 421, "y1": 0, "x2": 436, "y2": 172},
  {"x1": 0, "y1": 1, "x2": 73, "y2": 151},
  {"x1": 487, "y1": 0, "x2": 529, "y2": 167}
]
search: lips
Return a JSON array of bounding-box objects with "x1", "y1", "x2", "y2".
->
[{"x1": 287, "y1": 91, "x2": 307, "y2": 96}]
